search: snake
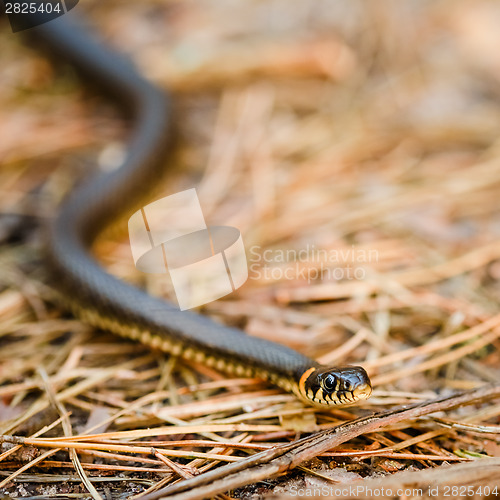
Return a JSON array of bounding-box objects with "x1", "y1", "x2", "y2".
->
[{"x1": 33, "y1": 13, "x2": 372, "y2": 407}]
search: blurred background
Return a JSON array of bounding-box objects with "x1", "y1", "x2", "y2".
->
[{"x1": 1, "y1": 0, "x2": 500, "y2": 497}]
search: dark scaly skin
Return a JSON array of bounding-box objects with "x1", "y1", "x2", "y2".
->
[{"x1": 33, "y1": 14, "x2": 372, "y2": 407}]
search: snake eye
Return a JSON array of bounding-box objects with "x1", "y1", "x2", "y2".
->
[{"x1": 322, "y1": 374, "x2": 337, "y2": 392}]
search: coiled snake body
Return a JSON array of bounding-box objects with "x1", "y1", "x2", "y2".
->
[{"x1": 36, "y1": 14, "x2": 372, "y2": 407}]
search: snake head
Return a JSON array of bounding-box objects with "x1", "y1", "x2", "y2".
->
[{"x1": 298, "y1": 365, "x2": 372, "y2": 406}]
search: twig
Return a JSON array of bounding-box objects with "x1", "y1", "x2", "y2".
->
[
  {"x1": 151, "y1": 448, "x2": 198, "y2": 480},
  {"x1": 432, "y1": 417, "x2": 500, "y2": 435}
]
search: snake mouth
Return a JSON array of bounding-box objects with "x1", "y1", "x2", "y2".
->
[{"x1": 352, "y1": 381, "x2": 372, "y2": 401}]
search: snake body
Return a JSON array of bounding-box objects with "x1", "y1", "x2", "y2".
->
[{"x1": 36, "y1": 14, "x2": 372, "y2": 407}]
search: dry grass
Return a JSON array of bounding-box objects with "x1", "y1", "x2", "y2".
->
[{"x1": 1, "y1": 0, "x2": 500, "y2": 498}]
